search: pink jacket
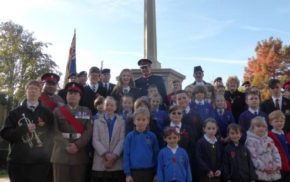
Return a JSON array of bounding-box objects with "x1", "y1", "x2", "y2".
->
[
  {"x1": 246, "y1": 131, "x2": 281, "y2": 181},
  {"x1": 92, "y1": 114, "x2": 125, "y2": 171}
]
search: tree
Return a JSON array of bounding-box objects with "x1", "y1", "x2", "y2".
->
[
  {"x1": 0, "y1": 21, "x2": 60, "y2": 111},
  {"x1": 244, "y1": 37, "x2": 290, "y2": 101}
]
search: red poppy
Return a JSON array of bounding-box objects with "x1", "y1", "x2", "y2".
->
[
  {"x1": 181, "y1": 129, "x2": 189, "y2": 138},
  {"x1": 230, "y1": 151, "x2": 235, "y2": 158},
  {"x1": 172, "y1": 157, "x2": 176, "y2": 163},
  {"x1": 267, "y1": 143, "x2": 271, "y2": 148},
  {"x1": 283, "y1": 101, "x2": 287, "y2": 106},
  {"x1": 95, "y1": 93, "x2": 99, "y2": 98}
]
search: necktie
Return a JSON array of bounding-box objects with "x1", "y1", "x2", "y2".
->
[
  {"x1": 123, "y1": 89, "x2": 128, "y2": 94},
  {"x1": 275, "y1": 99, "x2": 280, "y2": 110},
  {"x1": 107, "y1": 118, "x2": 111, "y2": 127},
  {"x1": 30, "y1": 106, "x2": 35, "y2": 112},
  {"x1": 92, "y1": 85, "x2": 96, "y2": 92},
  {"x1": 124, "y1": 111, "x2": 128, "y2": 119}
]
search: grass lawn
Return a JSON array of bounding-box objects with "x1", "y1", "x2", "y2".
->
[{"x1": 0, "y1": 170, "x2": 8, "y2": 178}]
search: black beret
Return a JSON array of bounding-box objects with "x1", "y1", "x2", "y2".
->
[
  {"x1": 194, "y1": 66, "x2": 203, "y2": 73},
  {"x1": 101, "y1": 69, "x2": 110, "y2": 74}
]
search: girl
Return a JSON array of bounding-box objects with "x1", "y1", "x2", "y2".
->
[
  {"x1": 246, "y1": 116, "x2": 281, "y2": 182},
  {"x1": 190, "y1": 85, "x2": 215, "y2": 122},
  {"x1": 111, "y1": 69, "x2": 140, "y2": 110},
  {"x1": 196, "y1": 118, "x2": 223, "y2": 182},
  {"x1": 157, "y1": 127, "x2": 192, "y2": 182},
  {"x1": 92, "y1": 96, "x2": 104, "y2": 120},
  {"x1": 91, "y1": 96, "x2": 125, "y2": 182}
]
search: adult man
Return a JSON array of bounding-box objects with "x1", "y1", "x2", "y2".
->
[
  {"x1": 78, "y1": 71, "x2": 88, "y2": 87},
  {"x1": 58, "y1": 72, "x2": 78, "y2": 101},
  {"x1": 51, "y1": 82, "x2": 92, "y2": 182},
  {"x1": 0, "y1": 80, "x2": 54, "y2": 182},
  {"x1": 100, "y1": 68, "x2": 115, "y2": 97},
  {"x1": 189, "y1": 66, "x2": 208, "y2": 86},
  {"x1": 261, "y1": 79, "x2": 290, "y2": 132},
  {"x1": 40, "y1": 73, "x2": 64, "y2": 111},
  {"x1": 135, "y1": 58, "x2": 167, "y2": 106},
  {"x1": 81, "y1": 67, "x2": 103, "y2": 115}
]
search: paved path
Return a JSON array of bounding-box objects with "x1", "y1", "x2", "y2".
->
[{"x1": 0, "y1": 178, "x2": 9, "y2": 182}]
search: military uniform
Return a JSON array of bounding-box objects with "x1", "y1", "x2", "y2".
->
[
  {"x1": 0, "y1": 100, "x2": 54, "y2": 182},
  {"x1": 40, "y1": 92, "x2": 65, "y2": 111}
]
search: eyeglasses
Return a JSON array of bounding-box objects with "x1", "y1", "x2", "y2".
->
[{"x1": 171, "y1": 112, "x2": 182, "y2": 115}]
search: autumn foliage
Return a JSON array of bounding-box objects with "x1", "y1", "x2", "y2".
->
[{"x1": 244, "y1": 37, "x2": 290, "y2": 101}]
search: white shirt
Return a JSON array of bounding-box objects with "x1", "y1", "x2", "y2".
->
[
  {"x1": 185, "y1": 106, "x2": 191, "y2": 114},
  {"x1": 167, "y1": 145, "x2": 179, "y2": 154},
  {"x1": 27, "y1": 101, "x2": 39, "y2": 110},
  {"x1": 195, "y1": 99, "x2": 205, "y2": 105},
  {"x1": 90, "y1": 83, "x2": 99, "y2": 92},
  {"x1": 216, "y1": 108, "x2": 224, "y2": 116},
  {"x1": 170, "y1": 122, "x2": 182, "y2": 133},
  {"x1": 248, "y1": 107, "x2": 259, "y2": 115},
  {"x1": 204, "y1": 134, "x2": 217, "y2": 145},
  {"x1": 195, "y1": 81, "x2": 205, "y2": 86},
  {"x1": 271, "y1": 129, "x2": 284, "y2": 135},
  {"x1": 122, "y1": 86, "x2": 130, "y2": 94},
  {"x1": 272, "y1": 95, "x2": 282, "y2": 109}
]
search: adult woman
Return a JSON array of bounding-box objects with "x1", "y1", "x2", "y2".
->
[{"x1": 224, "y1": 76, "x2": 246, "y2": 122}]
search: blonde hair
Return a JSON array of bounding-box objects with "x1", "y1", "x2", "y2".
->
[
  {"x1": 269, "y1": 110, "x2": 285, "y2": 123},
  {"x1": 249, "y1": 116, "x2": 267, "y2": 132},
  {"x1": 133, "y1": 107, "x2": 150, "y2": 120},
  {"x1": 226, "y1": 76, "x2": 240, "y2": 88}
]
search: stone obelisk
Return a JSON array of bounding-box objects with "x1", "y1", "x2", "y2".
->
[
  {"x1": 144, "y1": 0, "x2": 161, "y2": 69},
  {"x1": 131, "y1": 0, "x2": 185, "y2": 92}
]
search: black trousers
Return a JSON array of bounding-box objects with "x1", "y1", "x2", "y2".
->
[
  {"x1": 8, "y1": 162, "x2": 51, "y2": 182},
  {"x1": 131, "y1": 168, "x2": 155, "y2": 182},
  {"x1": 91, "y1": 170, "x2": 125, "y2": 182}
]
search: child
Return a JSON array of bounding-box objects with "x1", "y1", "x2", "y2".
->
[
  {"x1": 239, "y1": 90, "x2": 269, "y2": 143},
  {"x1": 157, "y1": 127, "x2": 192, "y2": 182},
  {"x1": 205, "y1": 84, "x2": 215, "y2": 108},
  {"x1": 150, "y1": 93, "x2": 168, "y2": 132},
  {"x1": 119, "y1": 95, "x2": 134, "y2": 123},
  {"x1": 148, "y1": 84, "x2": 167, "y2": 110},
  {"x1": 223, "y1": 124, "x2": 257, "y2": 182},
  {"x1": 123, "y1": 107, "x2": 159, "y2": 182},
  {"x1": 93, "y1": 96, "x2": 104, "y2": 120},
  {"x1": 246, "y1": 116, "x2": 282, "y2": 182},
  {"x1": 268, "y1": 110, "x2": 290, "y2": 182},
  {"x1": 190, "y1": 85, "x2": 215, "y2": 122},
  {"x1": 164, "y1": 105, "x2": 195, "y2": 157},
  {"x1": 214, "y1": 95, "x2": 234, "y2": 142},
  {"x1": 92, "y1": 96, "x2": 125, "y2": 182},
  {"x1": 196, "y1": 118, "x2": 223, "y2": 182},
  {"x1": 215, "y1": 84, "x2": 231, "y2": 112}
]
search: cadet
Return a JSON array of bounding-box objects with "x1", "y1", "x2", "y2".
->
[
  {"x1": 51, "y1": 82, "x2": 93, "y2": 182},
  {"x1": 40, "y1": 73, "x2": 65, "y2": 111},
  {"x1": 0, "y1": 80, "x2": 54, "y2": 182}
]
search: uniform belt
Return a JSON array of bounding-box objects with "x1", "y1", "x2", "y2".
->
[{"x1": 62, "y1": 133, "x2": 81, "y2": 140}]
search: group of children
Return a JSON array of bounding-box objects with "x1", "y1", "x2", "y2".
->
[{"x1": 89, "y1": 83, "x2": 290, "y2": 182}]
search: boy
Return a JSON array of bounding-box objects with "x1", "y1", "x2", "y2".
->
[
  {"x1": 238, "y1": 90, "x2": 268, "y2": 143},
  {"x1": 148, "y1": 84, "x2": 167, "y2": 110},
  {"x1": 268, "y1": 110, "x2": 290, "y2": 182},
  {"x1": 223, "y1": 124, "x2": 257, "y2": 182},
  {"x1": 0, "y1": 80, "x2": 54, "y2": 182},
  {"x1": 123, "y1": 107, "x2": 159, "y2": 182},
  {"x1": 261, "y1": 79, "x2": 290, "y2": 133},
  {"x1": 150, "y1": 93, "x2": 168, "y2": 132},
  {"x1": 215, "y1": 95, "x2": 235, "y2": 141}
]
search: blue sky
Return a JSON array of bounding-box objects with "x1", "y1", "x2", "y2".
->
[{"x1": 1, "y1": 0, "x2": 290, "y2": 88}]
